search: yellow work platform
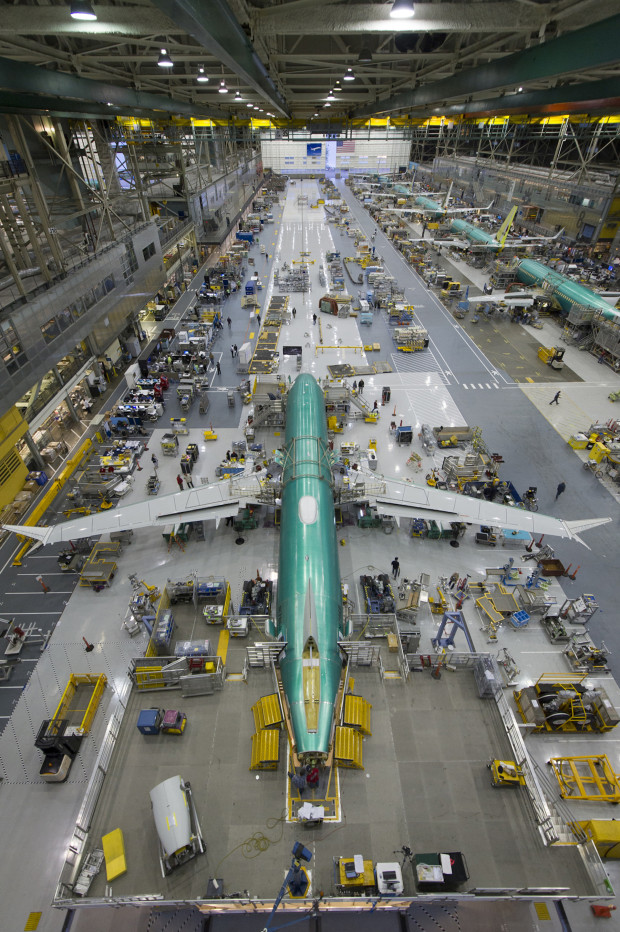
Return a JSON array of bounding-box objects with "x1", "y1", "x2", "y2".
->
[
  {"x1": 250, "y1": 728, "x2": 280, "y2": 770},
  {"x1": 252, "y1": 694, "x2": 283, "y2": 731},
  {"x1": 578, "y1": 820, "x2": 620, "y2": 858},
  {"x1": 549, "y1": 755, "x2": 620, "y2": 802},
  {"x1": 343, "y1": 694, "x2": 372, "y2": 735},
  {"x1": 102, "y1": 828, "x2": 127, "y2": 881},
  {"x1": 334, "y1": 725, "x2": 364, "y2": 769},
  {"x1": 476, "y1": 596, "x2": 504, "y2": 625}
]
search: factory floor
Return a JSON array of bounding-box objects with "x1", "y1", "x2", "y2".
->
[{"x1": 0, "y1": 177, "x2": 619, "y2": 932}]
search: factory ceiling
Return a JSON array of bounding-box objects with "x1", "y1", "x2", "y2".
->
[{"x1": 0, "y1": 0, "x2": 618, "y2": 122}]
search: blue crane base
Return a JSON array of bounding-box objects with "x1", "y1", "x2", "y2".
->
[{"x1": 432, "y1": 611, "x2": 475, "y2": 652}]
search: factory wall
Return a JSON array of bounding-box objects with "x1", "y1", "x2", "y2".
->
[
  {"x1": 260, "y1": 136, "x2": 410, "y2": 175},
  {"x1": 0, "y1": 220, "x2": 166, "y2": 411}
]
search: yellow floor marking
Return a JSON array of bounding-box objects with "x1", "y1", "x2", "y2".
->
[
  {"x1": 534, "y1": 902, "x2": 551, "y2": 920},
  {"x1": 216, "y1": 629, "x2": 230, "y2": 664},
  {"x1": 24, "y1": 914, "x2": 42, "y2": 931},
  {"x1": 526, "y1": 377, "x2": 534, "y2": 383},
  {"x1": 249, "y1": 331, "x2": 255, "y2": 338}
]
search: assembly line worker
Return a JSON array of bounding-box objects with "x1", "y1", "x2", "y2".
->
[
  {"x1": 555, "y1": 481, "x2": 566, "y2": 500},
  {"x1": 176, "y1": 475, "x2": 184, "y2": 491},
  {"x1": 391, "y1": 557, "x2": 400, "y2": 579},
  {"x1": 288, "y1": 768, "x2": 307, "y2": 796}
]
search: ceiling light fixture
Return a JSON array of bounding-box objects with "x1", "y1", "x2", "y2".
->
[
  {"x1": 343, "y1": 67, "x2": 355, "y2": 81},
  {"x1": 196, "y1": 66, "x2": 209, "y2": 83},
  {"x1": 324, "y1": 102, "x2": 331, "y2": 108},
  {"x1": 326, "y1": 92, "x2": 336, "y2": 101},
  {"x1": 234, "y1": 90, "x2": 243, "y2": 101},
  {"x1": 157, "y1": 48, "x2": 174, "y2": 68},
  {"x1": 357, "y1": 46, "x2": 373, "y2": 63},
  {"x1": 253, "y1": 106, "x2": 260, "y2": 110},
  {"x1": 70, "y1": 0, "x2": 97, "y2": 20},
  {"x1": 246, "y1": 102, "x2": 254, "y2": 108},
  {"x1": 218, "y1": 78, "x2": 228, "y2": 94},
  {"x1": 390, "y1": 0, "x2": 415, "y2": 19}
]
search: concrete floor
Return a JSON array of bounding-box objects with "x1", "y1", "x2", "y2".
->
[{"x1": 0, "y1": 177, "x2": 620, "y2": 932}]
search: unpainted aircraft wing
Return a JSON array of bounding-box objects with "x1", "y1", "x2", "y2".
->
[
  {"x1": 361, "y1": 476, "x2": 610, "y2": 546},
  {"x1": 411, "y1": 237, "x2": 471, "y2": 248},
  {"x1": 466, "y1": 292, "x2": 536, "y2": 306},
  {"x1": 2, "y1": 474, "x2": 264, "y2": 546}
]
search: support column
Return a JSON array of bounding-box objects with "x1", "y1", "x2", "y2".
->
[
  {"x1": 62, "y1": 389, "x2": 80, "y2": 423},
  {"x1": 23, "y1": 431, "x2": 46, "y2": 471},
  {"x1": 126, "y1": 143, "x2": 150, "y2": 222},
  {"x1": 53, "y1": 119, "x2": 86, "y2": 213},
  {"x1": 11, "y1": 186, "x2": 52, "y2": 281},
  {"x1": 0, "y1": 224, "x2": 26, "y2": 296},
  {"x1": 7, "y1": 116, "x2": 66, "y2": 274},
  {"x1": 82, "y1": 121, "x2": 115, "y2": 241}
]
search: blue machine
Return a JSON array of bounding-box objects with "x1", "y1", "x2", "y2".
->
[{"x1": 432, "y1": 611, "x2": 475, "y2": 652}]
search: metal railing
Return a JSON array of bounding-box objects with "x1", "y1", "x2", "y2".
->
[{"x1": 55, "y1": 676, "x2": 131, "y2": 901}]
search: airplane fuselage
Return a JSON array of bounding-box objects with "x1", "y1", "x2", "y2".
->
[{"x1": 275, "y1": 375, "x2": 344, "y2": 760}]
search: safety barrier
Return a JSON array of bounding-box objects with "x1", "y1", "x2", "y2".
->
[{"x1": 13, "y1": 438, "x2": 93, "y2": 564}]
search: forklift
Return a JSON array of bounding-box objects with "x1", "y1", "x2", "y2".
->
[
  {"x1": 35, "y1": 718, "x2": 83, "y2": 782},
  {"x1": 537, "y1": 346, "x2": 565, "y2": 370},
  {"x1": 440, "y1": 280, "x2": 462, "y2": 299}
]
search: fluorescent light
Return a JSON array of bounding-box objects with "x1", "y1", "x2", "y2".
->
[
  {"x1": 196, "y1": 67, "x2": 209, "y2": 83},
  {"x1": 70, "y1": 0, "x2": 97, "y2": 20},
  {"x1": 343, "y1": 67, "x2": 355, "y2": 81},
  {"x1": 390, "y1": 0, "x2": 414, "y2": 19},
  {"x1": 218, "y1": 79, "x2": 228, "y2": 94},
  {"x1": 157, "y1": 48, "x2": 174, "y2": 68}
]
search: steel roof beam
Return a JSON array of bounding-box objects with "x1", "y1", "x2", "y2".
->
[
  {"x1": 351, "y1": 14, "x2": 620, "y2": 119},
  {"x1": 0, "y1": 6, "x2": 181, "y2": 37},
  {"x1": 433, "y1": 77, "x2": 620, "y2": 119},
  {"x1": 0, "y1": 91, "x2": 195, "y2": 120},
  {"x1": 0, "y1": 57, "x2": 218, "y2": 118},
  {"x1": 150, "y1": 0, "x2": 290, "y2": 118},
  {"x1": 255, "y1": 1, "x2": 615, "y2": 35}
]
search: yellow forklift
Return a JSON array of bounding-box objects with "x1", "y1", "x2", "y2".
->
[
  {"x1": 440, "y1": 279, "x2": 462, "y2": 298},
  {"x1": 537, "y1": 346, "x2": 565, "y2": 370}
]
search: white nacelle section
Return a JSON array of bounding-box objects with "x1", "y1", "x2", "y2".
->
[
  {"x1": 150, "y1": 775, "x2": 191, "y2": 858},
  {"x1": 299, "y1": 495, "x2": 318, "y2": 525}
]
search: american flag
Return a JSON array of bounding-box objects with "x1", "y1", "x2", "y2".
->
[{"x1": 337, "y1": 139, "x2": 356, "y2": 152}]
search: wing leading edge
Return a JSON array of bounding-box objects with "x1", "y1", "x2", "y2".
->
[
  {"x1": 2, "y1": 475, "x2": 264, "y2": 546},
  {"x1": 367, "y1": 477, "x2": 611, "y2": 546}
]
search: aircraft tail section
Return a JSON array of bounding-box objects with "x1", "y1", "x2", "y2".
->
[{"x1": 496, "y1": 205, "x2": 518, "y2": 246}]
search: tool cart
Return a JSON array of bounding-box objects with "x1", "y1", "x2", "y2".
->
[{"x1": 146, "y1": 474, "x2": 160, "y2": 495}]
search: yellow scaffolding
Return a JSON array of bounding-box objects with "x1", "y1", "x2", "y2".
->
[
  {"x1": 549, "y1": 756, "x2": 620, "y2": 802},
  {"x1": 52, "y1": 673, "x2": 107, "y2": 734}
]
